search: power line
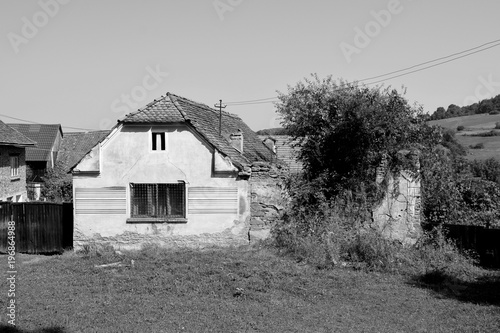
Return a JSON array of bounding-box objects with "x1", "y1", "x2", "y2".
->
[
  {"x1": 364, "y1": 41, "x2": 500, "y2": 86},
  {"x1": 360, "y1": 39, "x2": 500, "y2": 82},
  {"x1": 224, "y1": 39, "x2": 500, "y2": 106},
  {"x1": 0, "y1": 113, "x2": 96, "y2": 131}
]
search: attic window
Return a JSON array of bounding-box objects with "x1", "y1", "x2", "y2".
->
[{"x1": 152, "y1": 132, "x2": 166, "y2": 151}]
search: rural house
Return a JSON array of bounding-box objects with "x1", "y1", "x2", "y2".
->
[
  {"x1": 72, "y1": 93, "x2": 279, "y2": 250},
  {"x1": 8, "y1": 124, "x2": 63, "y2": 200},
  {"x1": 0, "y1": 120, "x2": 36, "y2": 202}
]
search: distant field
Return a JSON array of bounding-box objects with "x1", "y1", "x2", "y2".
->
[
  {"x1": 428, "y1": 114, "x2": 500, "y2": 161},
  {"x1": 428, "y1": 113, "x2": 500, "y2": 130}
]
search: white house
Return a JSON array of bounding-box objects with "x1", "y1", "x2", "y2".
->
[{"x1": 71, "y1": 93, "x2": 275, "y2": 250}]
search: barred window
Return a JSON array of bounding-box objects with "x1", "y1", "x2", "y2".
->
[{"x1": 130, "y1": 183, "x2": 185, "y2": 218}]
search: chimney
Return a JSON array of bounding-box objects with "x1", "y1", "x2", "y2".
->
[{"x1": 230, "y1": 129, "x2": 243, "y2": 153}]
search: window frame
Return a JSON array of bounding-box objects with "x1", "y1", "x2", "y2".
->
[
  {"x1": 151, "y1": 132, "x2": 166, "y2": 151},
  {"x1": 10, "y1": 155, "x2": 20, "y2": 179},
  {"x1": 127, "y1": 182, "x2": 187, "y2": 223}
]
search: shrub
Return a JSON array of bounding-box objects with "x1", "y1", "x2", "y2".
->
[
  {"x1": 470, "y1": 143, "x2": 484, "y2": 149},
  {"x1": 456, "y1": 125, "x2": 465, "y2": 131},
  {"x1": 468, "y1": 130, "x2": 500, "y2": 137},
  {"x1": 272, "y1": 200, "x2": 361, "y2": 268},
  {"x1": 489, "y1": 110, "x2": 500, "y2": 115}
]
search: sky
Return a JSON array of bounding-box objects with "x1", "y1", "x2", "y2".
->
[{"x1": 1, "y1": 0, "x2": 500, "y2": 132}]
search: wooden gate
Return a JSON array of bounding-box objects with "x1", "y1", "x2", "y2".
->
[{"x1": 0, "y1": 202, "x2": 73, "y2": 254}]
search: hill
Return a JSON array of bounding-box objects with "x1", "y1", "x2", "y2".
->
[
  {"x1": 428, "y1": 113, "x2": 500, "y2": 161},
  {"x1": 429, "y1": 94, "x2": 500, "y2": 120}
]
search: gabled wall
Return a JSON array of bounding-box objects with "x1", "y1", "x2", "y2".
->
[{"x1": 73, "y1": 124, "x2": 251, "y2": 250}]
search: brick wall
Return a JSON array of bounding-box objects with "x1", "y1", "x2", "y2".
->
[{"x1": 0, "y1": 146, "x2": 28, "y2": 201}]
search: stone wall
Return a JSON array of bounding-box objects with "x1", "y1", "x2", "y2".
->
[
  {"x1": 372, "y1": 151, "x2": 422, "y2": 244},
  {"x1": 248, "y1": 162, "x2": 286, "y2": 242}
]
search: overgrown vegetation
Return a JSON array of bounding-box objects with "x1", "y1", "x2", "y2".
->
[
  {"x1": 40, "y1": 163, "x2": 72, "y2": 202},
  {"x1": 270, "y1": 74, "x2": 500, "y2": 276}
]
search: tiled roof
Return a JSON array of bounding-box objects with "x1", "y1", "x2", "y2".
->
[
  {"x1": 58, "y1": 130, "x2": 111, "y2": 172},
  {"x1": 8, "y1": 124, "x2": 62, "y2": 161},
  {"x1": 0, "y1": 120, "x2": 36, "y2": 146},
  {"x1": 259, "y1": 135, "x2": 302, "y2": 173},
  {"x1": 121, "y1": 93, "x2": 273, "y2": 168}
]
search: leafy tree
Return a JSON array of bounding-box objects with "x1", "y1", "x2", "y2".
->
[
  {"x1": 41, "y1": 163, "x2": 72, "y2": 203},
  {"x1": 275, "y1": 74, "x2": 440, "y2": 206}
]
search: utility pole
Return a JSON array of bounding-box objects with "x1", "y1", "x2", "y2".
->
[{"x1": 214, "y1": 99, "x2": 226, "y2": 136}]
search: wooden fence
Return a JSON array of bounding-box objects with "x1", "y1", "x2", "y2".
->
[
  {"x1": 444, "y1": 224, "x2": 500, "y2": 268},
  {"x1": 0, "y1": 202, "x2": 73, "y2": 254}
]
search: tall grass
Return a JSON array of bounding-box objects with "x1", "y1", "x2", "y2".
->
[{"x1": 271, "y1": 201, "x2": 479, "y2": 279}]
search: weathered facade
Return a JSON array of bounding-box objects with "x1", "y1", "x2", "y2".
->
[{"x1": 72, "y1": 93, "x2": 275, "y2": 250}]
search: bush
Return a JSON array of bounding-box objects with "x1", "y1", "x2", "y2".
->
[
  {"x1": 468, "y1": 130, "x2": 500, "y2": 137},
  {"x1": 456, "y1": 125, "x2": 465, "y2": 131},
  {"x1": 470, "y1": 143, "x2": 484, "y2": 149},
  {"x1": 489, "y1": 110, "x2": 500, "y2": 115}
]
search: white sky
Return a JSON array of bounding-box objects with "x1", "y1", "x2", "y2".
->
[{"x1": 1, "y1": 0, "x2": 500, "y2": 132}]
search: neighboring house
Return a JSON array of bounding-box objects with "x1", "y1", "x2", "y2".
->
[
  {"x1": 71, "y1": 93, "x2": 276, "y2": 250},
  {"x1": 260, "y1": 135, "x2": 302, "y2": 173},
  {"x1": 0, "y1": 120, "x2": 36, "y2": 202},
  {"x1": 8, "y1": 124, "x2": 63, "y2": 200}
]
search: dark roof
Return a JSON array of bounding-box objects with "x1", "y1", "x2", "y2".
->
[
  {"x1": 58, "y1": 130, "x2": 111, "y2": 172},
  {"x1": 8, "y1": 124, "x2": 62, "y2": 161},
  {"x1": 0, "y1": 120, "x2": 36, "y2": 147},
  {"x1": 259, "y1": 135, "x2": 302, "y2": 173},
  {"x1": 120, "y1": 93, "x2": 273, "y2": 168}
]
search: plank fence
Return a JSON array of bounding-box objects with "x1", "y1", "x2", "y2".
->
[
  {"x1": 0, "y1": 202, "x2": 73, "y2": 254},
  {"x1": 443, "y1": 224, "x2": 500, "y2": 268}
]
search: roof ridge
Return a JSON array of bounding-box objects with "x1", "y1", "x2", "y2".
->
[
  {"x1": 168, "y1": 93, "x2": 241, "y2": 120},
  {"x1": 167, "y1": 93, "x2": 189, "y2": 121}
]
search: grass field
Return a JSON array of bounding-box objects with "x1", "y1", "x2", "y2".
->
[
  {"x1": 1, "y1": 246, "x2": 499, "y2": 333},
  {"x1": 428, "y1": 114, "x2": 500, "y2": 161}
]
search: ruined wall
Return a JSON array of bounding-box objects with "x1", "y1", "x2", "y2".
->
[
  {"x1": 372, "y1": 151, "x2": 422, "y2": 244},
  {"x1": 248, "y1": 162, "x2": 286, "y2": 242}
]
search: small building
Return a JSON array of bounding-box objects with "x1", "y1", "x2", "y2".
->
[
  {"x1": 259, "y1": 135, "x2": 302, "y2": 173},
  {"x1": 0, "y1": 121, "x2": 36, "y2": 202},
  {"x1": 71, "y1": 93, "x2": 276, "y2": 250},
  {"x1": 8, "y1": 124, "x2": 63, "y2": 200}
]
